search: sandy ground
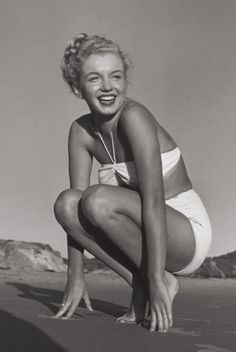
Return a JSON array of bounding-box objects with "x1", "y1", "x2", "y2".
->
[{"x1": 0, "y1": 269, "x2": 235, "y2": 352}]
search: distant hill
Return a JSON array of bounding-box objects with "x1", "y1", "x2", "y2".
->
[
  {"x1": 0, "y1": 239, "x2": 66, "y2": 272},
  {"x1": 82, "y1": 251, "x2": 236, "y2": 278},
  {"x1": 0, "y1": 239, "x2": 236, "y2": 277},
  {"x1": 0, "y1": 239, "x2": 110, "y2": 273},
  {"x1": 190, "y1": 251, "x2": 236, "y2": 278}
]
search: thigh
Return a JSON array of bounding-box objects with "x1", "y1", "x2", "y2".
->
[{"x1": 98, "y1": 185, "x2": 195, "y2": 272}]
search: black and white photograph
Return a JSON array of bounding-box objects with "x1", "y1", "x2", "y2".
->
[{"x1": 0, "y1": 1, "x2": 236, "y2": 351}]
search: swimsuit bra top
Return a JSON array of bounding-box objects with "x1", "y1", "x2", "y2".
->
[{"x1": 96, "y1": 129, "x2": 181, "y2": 188}]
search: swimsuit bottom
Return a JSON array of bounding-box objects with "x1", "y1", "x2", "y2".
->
[{"x1": 166, "y1": 189, "x2": 212, "y2": 275}]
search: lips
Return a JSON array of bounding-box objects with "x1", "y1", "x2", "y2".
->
[{"x1": 98, "y1": 95, "x2": 116, "y2": 105}]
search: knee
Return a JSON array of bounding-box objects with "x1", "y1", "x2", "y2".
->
[
  {"x1": 54, "y1": 189, "x2": 82, "y2": 228},
  {"x1": 81, "y1": 185, "x2": 112, "y2": 226}
]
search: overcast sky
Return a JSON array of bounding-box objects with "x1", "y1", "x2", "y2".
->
[{"x1": 1, "y1": 0, "x2": 236, "y2": 257}]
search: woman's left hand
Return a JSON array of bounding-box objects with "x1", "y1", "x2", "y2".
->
[
  {"x1": 54, "y1": 275, "x2": 92, "y2": 319},
  {"x1": 149, "y1": 278, "x2": 172, "y2": 333}
]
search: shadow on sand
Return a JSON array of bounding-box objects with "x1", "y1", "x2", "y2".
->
[
  {"x1": 7, "y1": 282, "x2": 126, "y2": 318},
  {"x1": 0, "y1": 309, "x2": 67, "y2": 352}
]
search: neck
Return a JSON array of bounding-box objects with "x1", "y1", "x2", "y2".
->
[{"x1": 91, "y1": 101, "x2": 125, "y2": 135}]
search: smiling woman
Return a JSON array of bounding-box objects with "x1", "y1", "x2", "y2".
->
[
  {"x1": 53, "y1": 33, "x2": 212, "y2": 333},
  {"x1": 79, "y1": 53, "x2": 127, "y2": 118}
]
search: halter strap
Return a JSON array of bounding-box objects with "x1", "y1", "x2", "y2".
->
[
  {"x1": 96, "y1": 130, "x2": 117, "y2": 164},
  {"x1": 92, "y1": 100, "x2": 127, "y2": 164}
]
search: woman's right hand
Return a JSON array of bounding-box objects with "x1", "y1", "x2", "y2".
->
[
  {"x1": 149, "y1": 280, "x2": 172, "y2": 332},
  {"x1": 148, "y1": 277, "x2": 172, "y2": 333},
  {"x1": 54, "y1": 274, "x2": 93, "y2": 319}
]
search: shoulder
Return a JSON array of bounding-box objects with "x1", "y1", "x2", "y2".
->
[
  {"x1": 70, "y1": 113, "x2": 91, "y2": 134},
  {"x1": 120, "y1": 99, "x2": 159, "y2": 135},
  {"x1": 123, "y1": 99, "x2": 154, "y2": 118},
  {"x1": 120, "y1": 99, "x2": 178, "y2": 153},
  {"x1": 69, "y1": 114, "x2": 93, "y2": 144}
]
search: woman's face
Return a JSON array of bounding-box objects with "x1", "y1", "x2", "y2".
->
[{"x1": 79, "y1": 52, "x2": 127, "y2": 118}]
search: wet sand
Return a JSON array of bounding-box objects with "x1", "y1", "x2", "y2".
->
[{"x1": 0, "y1": 269, "x2": 235, "y2": 352}]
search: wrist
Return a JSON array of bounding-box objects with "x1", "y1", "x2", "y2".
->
[
  {"x1": 67, "y1": 267, "x2": 84, "y2": 280},
  {"x1": 148, "y1": 271, "x2": 165, "y2": 284}
]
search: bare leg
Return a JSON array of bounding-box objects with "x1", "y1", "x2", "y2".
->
[
  {"x1": 54, "y1": 189, "x2": 135, "y2": 286},
  {"x1": 81, "y1": 185, "x2": 195, "y2": 272},
  {"x1": 55, "y1": 185, "x2": 194, "y2": 323},
  {"x1": 81, "y1": 185, "x2": 194, "y2": 323},
  {"x1": 55, "y1": 189, "x2": 146, "y2": 322}
]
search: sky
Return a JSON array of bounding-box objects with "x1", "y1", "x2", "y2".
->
[{"x1": 0, "y1": 0, "x2": 236, "y2": 258}]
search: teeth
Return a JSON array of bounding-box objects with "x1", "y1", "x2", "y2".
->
[{"x1": 99, "y1": 96, "x2": 115, "y2": 101}]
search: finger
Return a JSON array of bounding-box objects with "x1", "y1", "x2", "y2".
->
[
  {"x1": 63, "y1": 302, "x2": 78, "y2": 319},
  {"x1": 150, "y1": 308, "x2": 156, "y2": 332},
  {"x1": 55, "y1": 305, "x2": 68, "y2": 318},
  {"x1": 84, "y1": 292, "x2": 93, "y2": 312},
  {"x1": 156, "y1": 307, "x2": 164, "y2": 333},
  {"x1": 54, "y1": 301, "x2": 71, "y2": 318},
  {"x1": 166, "y1": 301, "x2": 173, "y2": 328},
  {"x1": 145, "y1": 302, "x2": 150, "y2": 319},
  {"x1": 161, "y1": 306, "x2": 169, "y2": 333}
]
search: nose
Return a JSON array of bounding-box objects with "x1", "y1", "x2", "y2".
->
[{"x1": 101, "y1": 77, "x2": 112, "y2": 91}]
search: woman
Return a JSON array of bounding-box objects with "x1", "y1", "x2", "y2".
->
[{"x1": 54, "y1": 33, "x2": 212, "y2": 333}]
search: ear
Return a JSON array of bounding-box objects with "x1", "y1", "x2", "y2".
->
[{"x1": 72, "y1": 86, "x2": 83, "y2": 98}]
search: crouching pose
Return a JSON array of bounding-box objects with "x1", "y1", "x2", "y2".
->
[{"x1": 54, "y1": 33, "x2": 212, "y2": 333}]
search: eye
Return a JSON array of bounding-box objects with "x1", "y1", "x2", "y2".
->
[
  {"x1": 112, "y1": 74, "x2": 123, "y2": 80},
  {"x1": 88, "y1": 75, "x2": 99, "y2": 82}
]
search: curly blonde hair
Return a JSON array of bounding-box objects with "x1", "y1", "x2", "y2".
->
[{"x1": 61, "y1": 33, "x2": 132, "y2": 95}]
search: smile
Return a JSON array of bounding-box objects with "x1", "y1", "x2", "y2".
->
[{"x1": 98, "y1": 95, "x2": 116, "y2": 102}]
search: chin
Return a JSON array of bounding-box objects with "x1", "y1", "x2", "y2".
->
[{"x1": 94, "y1": 98, "x2": 125, "y2": 116}]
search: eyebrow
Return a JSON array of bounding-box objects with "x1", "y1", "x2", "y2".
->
[
  {"x1": 111, "y1": 70, "x2": 124, "y2": 74},
  {"x1": 85, "y1": 70, "x2": 124, "y2": 78}
]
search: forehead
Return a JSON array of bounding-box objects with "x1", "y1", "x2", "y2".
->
[{"x1": 81, "y1": 52, "x2": 124, "y2": 74}]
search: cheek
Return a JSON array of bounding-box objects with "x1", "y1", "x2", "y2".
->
[
  {"x1": 120, "y1": 82, "x2": 127, "y2": 94},
  {"x1": 81, "y1": 85, "x2": 96, "y2": 99},
  {"x1": 121, "y1": 78, "x2": 128, "y2": 90},
  {"x1": 113, "y1": 79, "x2": 126, "y2": 91}
]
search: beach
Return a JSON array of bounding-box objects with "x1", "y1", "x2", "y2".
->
[{"x1": 0, "y1": 269, "x2": 235, "y2": 352}]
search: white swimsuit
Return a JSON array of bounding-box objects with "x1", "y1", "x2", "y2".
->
[
  {"x1": 96, "y1": 130, "x2": 212, "y2": 276},
  {"x1": 97, "y1": 129, "x2": 181, "y2": 186}
]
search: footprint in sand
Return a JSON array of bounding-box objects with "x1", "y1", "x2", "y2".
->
[
  {"x1": 38, "y1": 313, "x2": 84, "y2": 321},
  {"x1": 207, "y1": 303, "x2": 232, "y2": 308},
  {"x1": 196, "y1": 344, "x2": 232, "y2": 352},
  {"x1": 169, "y1": 328, "x2": 201, "y2": 336}
]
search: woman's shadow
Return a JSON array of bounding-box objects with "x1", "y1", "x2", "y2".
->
[
  {"x1": 7, "y1": 281, "x2": 127, "y2": 319},
  {"x1": 0, "y1": 309, "x2": 67, "y2": 352}
]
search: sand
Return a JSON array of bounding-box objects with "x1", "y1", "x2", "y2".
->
[{"x1": 0, "y1": 269, "x2": 235, "y2": 352}]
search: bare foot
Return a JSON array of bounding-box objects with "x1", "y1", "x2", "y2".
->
[
  {"x1": 116, "y1": 304, "x2": 136, "y2": 324},
  {"x1": 116, "y1": 277, "x2": 147, "y2": 324},
  {"x1": 116, "y1": 271, "x2": 179, "y2": 325},
  {"x1": 164, "y1": 271, "x2": 180, "y2": 303}
]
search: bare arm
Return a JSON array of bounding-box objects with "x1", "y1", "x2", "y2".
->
[
  {"x1": 55, "y1": 118, "x2": 93, "y2": 318},
  {"x1": 121, "y1": 104, "x2": 166, "y2": 280},
  {"x1": 67, "y1": 119, "x2": 93, "y2": 279},
  {"x1": 121, "y1": 103, "x2": 172, "y2": 331},
  {"x1": 68, "y1": 119, "x2": 93, "y2": 190}
]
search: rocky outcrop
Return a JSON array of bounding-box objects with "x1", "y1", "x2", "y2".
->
[
  {"x1": 82, "y1": 251, "x2": 236, "y2": 278},
  {"x1": 190, "y1": 251, "x2": 236, "y2": 278},
  {"x1": 1, "y1": 239, "x2": 236, "y2": 277},
  {"x1": 0, "y1": 240, "x2": 66, "y2": 272}
]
